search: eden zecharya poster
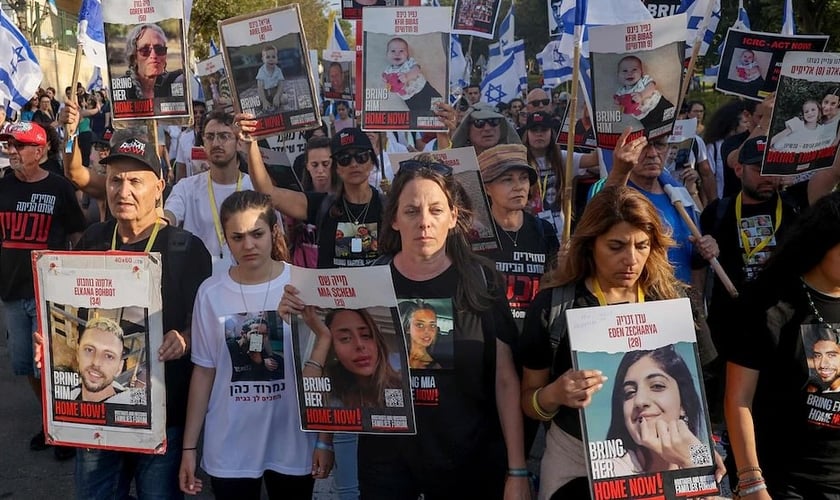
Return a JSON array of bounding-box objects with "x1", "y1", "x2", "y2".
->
[
  {"x1": 32, "y1": 252, "x2": 166, "y2": 453},
  {"x1": 289, "y1": 265, "x2": 416, "y2": 434},
  {"x1": 566, "y1": 298, "x2": 718, "y2": 499}
]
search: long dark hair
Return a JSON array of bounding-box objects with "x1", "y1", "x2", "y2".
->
[{"x1": 219, "y1": 190, "x2": 289, "y2": 262}]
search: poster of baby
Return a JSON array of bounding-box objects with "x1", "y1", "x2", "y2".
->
[
  {"x1": 362, "y1": 7, "x2": 450, "y2": 132},
  {"x1": 589, "y1": 15, "x2": 685, "y2": 150},
  {"x1": 218, "y1": 5, "x2": 321, "y2": 138},
  {"x1": 102, "y1": 0, "x2": 191, "y2": 120}
]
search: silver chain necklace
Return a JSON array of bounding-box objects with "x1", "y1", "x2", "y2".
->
[
  {"x1": 237, "y1": 263, "x2": 275, "y2": 313},
  {"x1": 343, "y1": 197, "x2": 371, "y2": 225},
  {"x1": 802, "y1": 280, "x2": 840, "y2": 334},
  {"x1": 495, "y1": 219, "x2": 520, "y2": 247}
]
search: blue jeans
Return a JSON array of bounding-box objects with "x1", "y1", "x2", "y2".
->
[
  {"x1": 75, "y1": 426, "x2": 184, "y2": 500},
  {"x1": 3, "y1": 298, "x2": 38, "y2": 377},
  {"x1": 333, "y1": 433, "x2": 359, "y2": 500}
]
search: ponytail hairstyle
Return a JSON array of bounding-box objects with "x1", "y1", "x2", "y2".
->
[{"x1": 220, "y1": 190, "x2": 289, "y2": 262}]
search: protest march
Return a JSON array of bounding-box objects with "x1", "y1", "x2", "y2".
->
[{"x1": 3, "y1": 0, "x2": 840, "y2": 498}]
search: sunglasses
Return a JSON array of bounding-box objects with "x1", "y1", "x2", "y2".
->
[
  {"x1": 137, "y1": 44, "x2": 167, "y2": 57},
  {"x1": 471, "y1": 118, "x2": 501, "y2": 129},
  {"x1": 6, "y1": 140, "x2": 36, "y2": 150},
  {"x1": 531, "y1": 99, "x2": 550, "y2": 107},
  {"x1": 334, "y1": 150, "x2": 371, "y2": 167},
  {"x1": 398, "y1": 159, "x2": 453, "y2": 177}
]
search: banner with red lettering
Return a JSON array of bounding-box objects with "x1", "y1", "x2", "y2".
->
[
  {"x1": 567, "y1": 299, "x2": 718, "y2": 499},
  {"x1": 361, "y1": 7, "x2": 450, "y2": 132},
  {"x1": 32, "y1": 251, "x2": 166, "y2": 453},
  {"x1": 388, "y1": 147, "x2": 500, "y2": 253},
  {"x1": 218, "y1": 5, "x2": 322, "y2": 138},
  {"x1": 452, "y1": 0, "x2": 502, "y2": 40},
  {"x1": 762, "y1": 52, "x2": 840, "y2": 176},
  {"x1": 103, "y1": 0, "x2": 191, "y2": 120},
  {"x1": 289, "y1": 265, "x2": 416, "y2": 434},
  {"x1": 716, "y1": 29, "x2": 829, "y2": 102},
  {"x1": 589, "y1": 15, "x2": 685, "y2": 149},
  {"x1": 196, "y1": 54, "x2": 234, "y2": 114}
]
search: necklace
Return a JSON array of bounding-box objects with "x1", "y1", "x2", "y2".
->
[
  {"x1": 802, "y1": 280, "x2": 840, "y2": 334},
  {"x1": 236, "y1": 262, "x2": 276, "y2": 313},
  {"x1": 501, "y1": 228, "x2": 520, "y2": 247},
  {"x1": 343, "y1": 196, "x2": 371, "y2": 225}
]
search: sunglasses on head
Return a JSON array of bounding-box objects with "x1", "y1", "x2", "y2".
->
[
  {"x1": 397, "y1": 159, "x2": 453, "y2": 177},
  {"x1": 531, "y1": 99, "x2": 550, "y2": 107},
  {"x1": 137, "y1": 44, "x2": 167, "y2": 57},
  {"x1": 334, "y1": 150, "x2": 371, "y2": 167},
  {"x1": 471, "y1": 118, "x2": 501, "y2": 128}
]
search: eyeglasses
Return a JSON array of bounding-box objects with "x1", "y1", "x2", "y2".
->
[
  {"x1": 6, "y1": 140, "x2": 36, "y2": 150},
  {"x1": 530, "y1": 99, "x2": 550, "y2": 107},
  {"x1": 202, "y1": 132, "x2": 235, "y2": 143},
  {"x1": 137, "y1": 44, "x2": 167, "y2": 57},
  {"x1": 334, "y1": 150, "x2": 371, "y2": 167},
  {"x1": 397, "y1": 159, "x2": 453, "y2": 177},
  {"x1": 471, "y1": 118, "x2": 501, "y2": 129}
]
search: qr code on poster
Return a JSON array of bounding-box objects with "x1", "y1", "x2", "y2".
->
[
  {"x1": 689, "y1": 443, "x2": 712, "y2": 466},
  {"x1": 384, "y1": 389, "x2": 404, "y2": 408},
  {"x1": 129, "y1": 389, "x2": 147, "y2": 406}
]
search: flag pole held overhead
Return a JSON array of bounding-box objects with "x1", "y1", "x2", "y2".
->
[{"x1": 562, "y1": 0, "x2": 586, "y2": 243}]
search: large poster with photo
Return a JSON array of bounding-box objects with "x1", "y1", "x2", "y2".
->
[
  {"x1": 218, "y1": 5, "x2": 321, "y2": 138},
  {"x1": 362, "y1": 7, "x2": 450, "y2": 132},
  {"x1": 387, "y1": 147, "x2": 499, "y2": 253},
  {"x1": 102, "y1": 0, "x2": 191, "y2": 120},
  {"x1": 589, "y1": 15, "x2": 685, "y2": 149},
  {"x1": 33, "y1": 252, "x2": 165, "y2": 453},
  {"x1": 322, "y1": 50, "x2": 356, "y2": 101},
  {"x1": 763, "y1": 52, "x2": 840, "y2": 176},
  {"x1": 289, "y1": 265, "x2": 416, "y2": 434},
  {"x1": 716, "y1": 29, "x2": 829, "y2": 101},
  {"x1": 452, "y1": 0, "x2": 501, "y2": 40},
  {"x1": 557, "y1": 87, "x2": 598, "y2": 151},
  {"x1": 567, "y1": 298, "x2": 718, "y2": 499},
  {"x1": 664, "y1": 118, "x2": 697, "y2": 180},
  {"x1": 195, "y1": 54, "x2": 234, "y2": 113}
]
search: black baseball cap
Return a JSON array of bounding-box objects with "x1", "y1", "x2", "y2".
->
[
  {"x1": 331, "y1": 127, "x2": 373, "y2": 156},
  {"x1": 524, "y1": 111, "x2": 554, "y2": 130},
  {"x1": 738, "y1": 136, "x2": 767, "y2": 166},
  {"x1": 100, "y1": 136, "x2": 162, "y2": 177}
]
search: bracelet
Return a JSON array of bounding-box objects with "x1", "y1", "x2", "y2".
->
[
  {"x1": 315, "y1": 441, "x2": 334, "y2": 452},
  {"x1": 735, "y1": 481, "x2": 767, "y2": 498},
  {"x1": 304, "y1": 359, "x2": 324, "y2": 371},
  {"x1": 507, "y1": 468, "x2": 530, "y2": 477},
  {"x1": 737, "y1": 476, "x2": 763, "y2": 485},
  {"x1": 183, "y1": 447, "x2": 197, "y2": 451},
  {"x1": 531, "y1": 387, "x2": 558, "y2": 421},
  {"x1": 737, "y1": 466, "x2": 762, "y2": 476}
]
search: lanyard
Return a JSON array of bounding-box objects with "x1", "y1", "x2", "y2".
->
[
  {"x1": 735, "y1": 193, "x2": 782, "y2": 262},
  {"x1": 207, "y1": 173, "x2": 242, "y2": 258},
  {"x1": 111, "y1": 221, "x2": 160, "y2": 252},
  {"x1": 593, "y1": 278, "x2": 645, "y2": 306}
]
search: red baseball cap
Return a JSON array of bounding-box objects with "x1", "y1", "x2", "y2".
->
[{"x1": 0, "y1": 121, "x2": 47, "y2": 146}]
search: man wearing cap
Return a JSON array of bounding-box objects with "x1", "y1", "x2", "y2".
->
[
  {"x1": 451, "y1": 103, "x2": 521, "y2": 155},
  {"x1": 71, "y1": 134, "x2": 211, "y2": 497},
  {"x1": 173, "y1": 100, "x2": 208, "y2": 182},
  {"x1": 0, "y1": 121, "x2": 86, "y2": 457},
  {"x1": 243, "y1": 121, "x2": 386, "y2": 268},
  {"x1": 164, "y1": 110, "x2": 255, "y2": 276}
]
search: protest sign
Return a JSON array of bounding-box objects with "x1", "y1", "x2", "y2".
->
[
  {"x1": 567, "y1": 298, "x2": 718, "y2": 499},
  {"x1": 290, "y1": 265, "x2": 415, "y2": 434},
  {"x1": 322, "y1": 50, "x2": 356, "y2": 102},
  {"x1": 33, "y1": 251, "x2": 165, "y2": 453},
  {"x1": 589, "y1": 15, "x2": 685, "y2": 149},
  {"x1": 195, "y1": 54, "x2": 234, "y2": 113},
  {"x1": 716, "y1": 29, "x2": 829, "y2": 101},
  {"x1": 763, "y1": 52, "x2": 840, "y2": 176},
  {"x1": 219, "y1": 5, "x2": 321, "y2": 138},
  {"x1": 362, "y1": 7, "x2": 450, "y2": 132},
  {"x1": 557, "y1": 89, "x2": 598, "y2": 152},
  {"x1": 103, "y1": 0, "x2": 191, "y2": 120},
  {"x1": 452, "y1": 0, "x2": 502, "y2": 40}
]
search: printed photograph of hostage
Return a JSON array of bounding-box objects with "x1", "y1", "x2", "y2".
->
[
  {"x1": 398, "y1": 298, "x2": 454, "y2": 370},
  {"x1": 224, "y1": 313, "x2": 285, "y2": 382},
  {"x1": 803, "y1": 324, "x2": 840, "y2": 393},
  {"x1": 612, "y1": 55, "x2": 676, "y2": 132}
]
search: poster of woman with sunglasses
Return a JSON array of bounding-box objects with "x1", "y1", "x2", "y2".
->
[
  {"x1": 102, "y1": 0, "x2": 191, "y2": 120},
  {"x1": 219, "y1": 5, "x2": 322, "y2": 138},
  {"x1": 361, "y1": 7, "x2": 450, "y2": 132}
]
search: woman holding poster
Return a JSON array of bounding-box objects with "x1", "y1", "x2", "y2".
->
[
  {"x1": 519, "y1": 186, "x2": 724, "y2": 498},
  {"x1": 180, "y1": 191, "x2": 333, "y2": 498}
]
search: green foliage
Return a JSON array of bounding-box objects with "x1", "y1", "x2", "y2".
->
[{"x1": 769, "y1": 77, "x2": 837, "y2": 133}]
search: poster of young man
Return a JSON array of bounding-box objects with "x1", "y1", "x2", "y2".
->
[
  {"x1": 388, "y1": 147, "x2": 499, "y2": 253},
  {"x1": 452, "y1": 0, "x2": 502, "y2": 40},
  {"x1": 557, "y1": 88, "x2": 598, "y2": 152},
  {"x1": 322, "y1": 50, "x2": 355, "y2": 101},
  {"x1": 102, "y1": 0, "x2": 191, "y2": 120},
  {"x1": 716, "y1": 29, "x2": 829, "y2": 101},
  {"x1": 218, "y1": 5, "x2": 321, "y2": 138},
  {"x1": 289, "y1": 265, "x2": 416, "y2": 434},
  {"x1": 566, "y1": 298, "x2": 718, "y2": 499},
  {"x1": 196, "y1": 54, "x2": 234, "y2": 113},
  {"x1": 362, "y1": 7, "x2": 450, "y2": 132},
  {"x1": 589, "y1": 15, "x2": 684, "y2": 149},
  {"x1": 763, "y1": 52, "x2": 840, "y2": 176},
  {"x1": 548, "y1": 0, "x2": 563, "y2": 38},
  {"x1": 33, "y1": 251, "x2": 165, "y2": 453}
]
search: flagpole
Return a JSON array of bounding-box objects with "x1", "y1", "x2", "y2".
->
[
  {"x1": 676, "y1": 0, "x2": 715, "y2": 119},
  {"x1": 562, "y1": 2, "x2": 584, "y2": 242},
  {"x1": 66, "y1": 43, "x2": 83, "y2": 139}
]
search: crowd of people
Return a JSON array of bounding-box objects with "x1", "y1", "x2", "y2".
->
[{"x1": 2, "y1": 67, "x2": 840, "y2": 500}]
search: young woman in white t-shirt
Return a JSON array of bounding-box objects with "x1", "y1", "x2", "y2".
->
[{"x1": 179, "y1": 190, "x2": 334, "y2": 498}]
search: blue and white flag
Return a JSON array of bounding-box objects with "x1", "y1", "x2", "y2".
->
[
  {"x1": 678, "y1": 0, "x2": 721, "y2": 58},
  {"x1": 782, "y1": 0, "x2": 795, "y2": 35},
  {"x1": 450, "y1": 34, "x2": 469, "y2": 94},
  {"x1": 537, "y1": 39, "x2": 572, "y2": 86},
  {"x1": 86, "y1": 66, "x2": 103, "y2": 91},
  {"x1": 46, "y1": 0, "x2": 58, "y2": 16},
  {"x1": 497, "y1": 4, "x2": 514, "y2": 54},
  {"x1": 209, "y1": 39, "x2": 219, "y2": 56},
  {"x1": 78, "y1": 0, "x2": 107, "y2": 70},
  {"x1": 734, "y1": 0, "x2": 750, "y2": 30},
  {"x1": 480, "y1": 50, "x2": 520, "y2": 105},
  {"x1": 557, "y1": 0, "x2": 651, "y2": 58},
  {"x1": 0, "y1": 9, "x2": 43, "y2": 111},
  {"x1": 327, "y1": 13, "x2": 350, "y2": 51}
]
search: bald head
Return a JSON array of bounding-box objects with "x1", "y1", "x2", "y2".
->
[{"x1": 526, "y1": 88, "x2": 550, "y2": 113}]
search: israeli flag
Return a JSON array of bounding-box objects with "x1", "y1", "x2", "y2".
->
[
  {"x1": 450, "y1": 34, "x2": 469, "y2": 94},
  {"x1": 86, "y1": 66, "x2": 103, "y2": 91},
  {"x1": 78, "y1": 0, "x2": 107, "y2": 70},
  {"x1": 480, "y1": 50, "x2": 520, "y2": 105},
  {"x1": 782, "y1": 0, "x2": 795, "y2": 35},
  {"x1": 678, "y1": 0, "x2": 721, "y2": 58},
  {"x1": 537, "y1": 40, "x2": 572, "y2": 86},
  {"x1": 327, "y1": 14, "x2": 350, "y2": 51},
  {"x1": 0, "y1": 9, "x2": 43, "y2": 111},
  {"x1": 209, "y1": 39, "x2": 219, "y2": 56},
  {"x1": 735, "y1": 0, "x2": 750, "y2": 30}
]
